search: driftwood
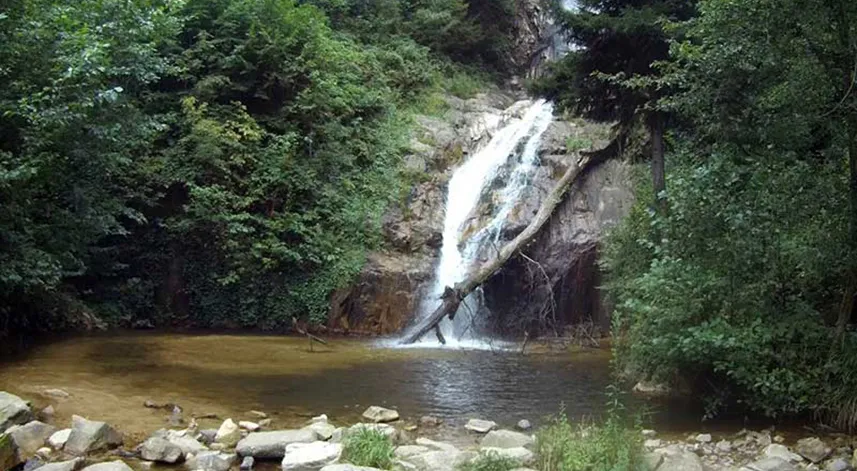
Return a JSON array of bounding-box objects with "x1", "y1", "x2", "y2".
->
[
  {"x1": 401, "y1": 153, "x2": 602, "y2": 344},
  {"x1": 292, "y1": 318, "x2": 328, "y2": 351}
]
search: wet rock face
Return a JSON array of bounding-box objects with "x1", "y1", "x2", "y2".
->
[{"x1": 327, "y1": 91, "x2": 519, "y2": 335}]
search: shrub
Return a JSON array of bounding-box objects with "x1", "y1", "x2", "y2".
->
[
  {"x1": 343, "y1": 429, "x2": 395, "y2": 469},
  {"x1": 536, "y1": 407, "x2": 645, "y2": 471}
]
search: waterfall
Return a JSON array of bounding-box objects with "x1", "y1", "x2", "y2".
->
[{"x1": 399, "y1": 99, "x2": 554, "y2": 348}]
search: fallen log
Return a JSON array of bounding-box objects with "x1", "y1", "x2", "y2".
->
[{"x1": 401, "y1": 152, "x2": 602, "y2": 344}]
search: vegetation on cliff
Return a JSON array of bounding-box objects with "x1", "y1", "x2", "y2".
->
[
  {"x1": 535, "y1": 0, "x2": 857, "y2": 424},
  {"x1": 0, "y1": 0, "x2": 516, "y2": 341}
]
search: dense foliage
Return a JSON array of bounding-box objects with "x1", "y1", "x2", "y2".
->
[
  {"x1": 0, "y1": 0, "x2": 516, "y2": 340},
  {"x1": 537, "y1": 0, "x2": 857, "y2": 423}
]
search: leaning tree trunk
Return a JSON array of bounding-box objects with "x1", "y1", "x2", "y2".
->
[
  {"x1": 648, "y1": 112, "x2": 667, "y2": 214},
  {"x1": 401, "y1": 152, "x2": 603, "y2": 344}
]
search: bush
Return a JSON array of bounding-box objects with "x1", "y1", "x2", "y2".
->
[
  {"x1": 603, "y1": 149, "x2": 857, "y2": 419},
  {"x1": 343, "y1": 429, "x2": 395, "y2": 469},
  {"x1": 458, "y1": 451, "x2": 517, "y2": 471},
  {"x1": 536, "y1": 411, "x2": 645, "y2": 471}
]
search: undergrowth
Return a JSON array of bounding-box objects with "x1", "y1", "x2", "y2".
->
[{"x1": 458, "y1": 450, "x2": 518, "y2": 471}]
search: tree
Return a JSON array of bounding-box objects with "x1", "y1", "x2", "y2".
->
[{"x1": 532, "y1": 0, "x2": 696, "y2": 212}]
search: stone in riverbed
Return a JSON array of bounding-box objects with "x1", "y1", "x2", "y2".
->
[
  {"x1": 64, "y1": 415, "x2": 123, "y2": 455},
  {"x1": 740, "y1": 457, "x2": 796, "y2": 471},
  {"x1": 249, "y1": 411, "x2": 268, "y2": 419},
  {"x1": 239, "y1": 421, "x2": 261, "y2": 432},
  {"x1": 37, "y1": 458, "x2": 84, "y2": 471},
  {"x1": 826, "y1": 458, "x2": 852, "y2": 471},
  {"x1": 419, "y1": 416, "x2": 441, "y2": 428},
  {"x1": 42, "y1": 389, "x2": 70, "y2": 400},
  {"x1": 0, "y1": 392, "x2": 34, "y2": 433},
  {"x1": 407, "y1": 449, "x2": 476, "y2": 471},
  {"x1": 236, "y1": 429, "x2": 318, "y2": 458},
  {"x1": 480, "y1": 430, "x2": 534, "y2": 449},
  {"x1": 656, "y1": 448, "x2": 704, "y2": 471},
  {"x1": 796, "y1": 437, "x2": 831, "y2": 463},
  {"x1": 80, "y1": 461, "x2": 134, "y2": 471},
  {"x1": 322, "y1": 465, "x2": 382, "y2": 471},
  {"x1": 414, "y1": 438, "x2": 457, "y2": 453},
  {"x1": 186, "y1": 451, "x2": 237, "y2": 471},
  {"x1": 362, "y1": 407, "x2": 399, "y2": 423},
  {"x1": 1, "y1": 433, "x2": 21, "y2": 471},
  {"x1": 214, "y1": 419, "x2": 241, "y2": 447},
  {"x1": 515, "y1": 420, "x2": 531, "y2": 431},
  {"x1": 305, "y1": 419, "x2": 336, "y2": 441},
  {"x1": 9, "y1": 421, "x2": 57, "y2": 457},
  {"x1": 139, "y1": 436, "x2": 183, "y2": 463},
  {"x1": 464, "y1": 419, "x2": 496, "y2": 433},
  {"x1": 479, "y1": 447, "x2": 535, "y2": 466},
  {"x1": 695, "y1": 433, "x2": 712, "y2": 443},
  {"x1": 48, "y1": 429, "x2": 71, "y2": 449},
  {"x1": 394, "y1": 445, "x2": 430, "y2": 458},
  {"x1": 281, "y1": 441, "x2": 342, "y2": 471},
  {"x1": 241, "y1": 456, "x2": 255, "y2": 470},
  {"x1": 764, "y1": 444, "x2": 802, "y2": 462},
  {"x1": 156, "y1": 429, "x2": 206, "y2": 456}
]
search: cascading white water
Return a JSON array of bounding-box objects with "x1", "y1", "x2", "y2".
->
[{"x1": 399, "y1": 99, "x2": 554, "y2": 348}]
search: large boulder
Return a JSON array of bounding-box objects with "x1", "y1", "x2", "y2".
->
[
  {"x1": 156, "y1": 429, "x2": 206, "y2": 456},
  {"x1": 64, "y1": 416, "x2": 123, "y2": 455},
  {"x1": 795, "y1": 437, "x2": 831, "y2": 463},
  {"x1": 215, "y1": 419, "x2": 241, "y2": 448},
  {"x1": 139, "y1": 436, "x2": 183, "y2": 463},
  {"x1": 80, "y1": 461, "x2": 134, "y2": 471},
  {"x1": 38, "y1": 458, "x2": 84, "y2": 471},
  {"x1": 764, "y1": 444, "x2": 802, "y2": 463},
  {"x1": 281, "y1": 442, "x2": 342, "y2": 471},
  {"x1": 1, "y1": 432, "x2": 21, "y2": 471},
  {"x1": 657, "y1": 449, "x2": 704, "y2": 471},
  {"x1": 407, "y1": 450, "x2": 473, "y2": 471},
  {"x1": 9, "y1": 421, "x2": 56, "y2": 458},
  {"x1": 237, "y1": 429, "x2": 318, "y2": 458},
  {"x1": 480, "y1": 430, "x2": 534, "y2": 449},
  {"x1": 0, "y1": 392, "x2": 34, "y2": 433},
  {"x1": 362, "y1": 407, "x2": 399, "y2": 424},
  {"x1": 186, "y1": 451, "x2": 237, "y2": 471}
]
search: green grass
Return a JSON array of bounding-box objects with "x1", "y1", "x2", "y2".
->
[
  {"x1": 536, "y1": 414, "x2": 647, "y2": 471},
  {"x1": 458, "y1": 450, "x2": 518, "y2": 471},
  {"x1": 565, "y1": 136, "x2": 594, "y2": 152},
  {"x1": 343, "y1": 428, "x2": 395, "y2": 469}
]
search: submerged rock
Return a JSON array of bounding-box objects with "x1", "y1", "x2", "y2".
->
[
  {"x1": 515, "y1": 420, "x2": 531, "y2": 431},
  {"x1": 362, "y1": 407, "x2": 399, "y2": 423},
  {"x1": 419, "y1": 417, "x2": 441, "y2": 428},
  {"x1": 0, "y1": 392, "x2": 34, "y2": 433},
  {"x1": 236, "y1": 429, "x2": 318, "y2": 458},
  {"x1": 480, "y1": 430, "x2": 533, "y2": 449},
  {"x1": 281, "y1": 441, "x2": 342, "y2": 471},
  {"x1": 64, "y1": 415, "x2": 122, "y2": 455},
  {"x1": 464, "y1": 420, "x2": 496, "y2": 433},
  {"x1": 42, "y1": 389, "x2": 70, "y2": 400}
]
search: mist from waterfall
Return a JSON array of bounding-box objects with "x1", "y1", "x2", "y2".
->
[{"x1": 398, "y1": 100, "x2": 554, "y2": 349}]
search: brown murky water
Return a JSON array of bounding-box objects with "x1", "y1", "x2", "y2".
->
[{"x1": 0, "y1": 332, "x2": 614, "y2": 442}]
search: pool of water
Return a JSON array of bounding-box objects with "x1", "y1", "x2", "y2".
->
[{"x1": 0, "y1": 332, "x2": 615, "y2": 441}]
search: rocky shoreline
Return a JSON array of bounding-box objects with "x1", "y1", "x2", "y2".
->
[{"x1": 1, "y1": 390, "x2": 854, "y2": 471}]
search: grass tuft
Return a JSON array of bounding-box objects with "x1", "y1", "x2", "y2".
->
[
  {"x1": 458, "y1": 450, "x2": 518, "y2": 471},
  {"x1": 536, "y1": 412, "x2": 646, "y2": 471},
  {"x1": 343, "y1": 428, "x2": 395, "y2": 470}
]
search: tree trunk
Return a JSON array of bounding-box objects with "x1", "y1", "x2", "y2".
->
[
  {"x1": 401, "y1": 153, "x2": 602, "y2": 344},
  {"x1": 648, "y1": 112, "x2": 667, "y2": 213}
]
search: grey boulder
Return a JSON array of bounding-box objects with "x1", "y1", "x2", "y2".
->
[
  {"x1": 139, "y1": 436, "x2": 183, "y2": 463},
  {"x1": 186, "y1": 451, "x2": 237, "y2": 471},
  {"x1": 64, "y1": 416, "x2": 122, "y2": 455},
  {"x1": 795, "y1": 437, "x2": 831, "y2": 463},
  {"x1": 80, "y1": 461, "x2": 134, "y2": 471},
  {"x1": 36, "y1": 458, "x2": 84, "y2": 471},
  {"x1": 464, "y1": 420, "x2": 496, "y2": 433},
  {"x1": 362, "y1": 407, "x2": 399, "y2": 424},
  {"x1": 9, "y1": 421, "x2": 57, "y2": 457},
  {"x1": 740, "y1": 457, "x2": 797, "y2": 471},
  {"x1": 0, "y1": 392, "x2": 34, "y2": 433},
  {"x1": 237, "y1": 429, "x2": 318, "y2": 458},
  {"x1": 281, "y1": 442, "x2": 342, "y2": 471}
]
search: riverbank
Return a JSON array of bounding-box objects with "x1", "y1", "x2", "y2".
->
[{"x1": 1, "y1": 389, "x2": 854, "y2": 471}]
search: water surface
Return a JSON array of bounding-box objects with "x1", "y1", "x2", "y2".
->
[{"x1": 0, "y1": 332, "x2": 612, "y2": 440}]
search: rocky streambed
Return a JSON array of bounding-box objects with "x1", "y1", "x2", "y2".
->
[{"x1": 2, "y1": 390, "x2": 855, "y2": 471}]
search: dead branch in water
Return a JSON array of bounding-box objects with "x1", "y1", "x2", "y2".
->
[
  {"x1": 292, "y1": 318, "x2": 328, "y2": 351},
  {"x1": 401, "y1": 153, "x2": 604, "y2": 344}
]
